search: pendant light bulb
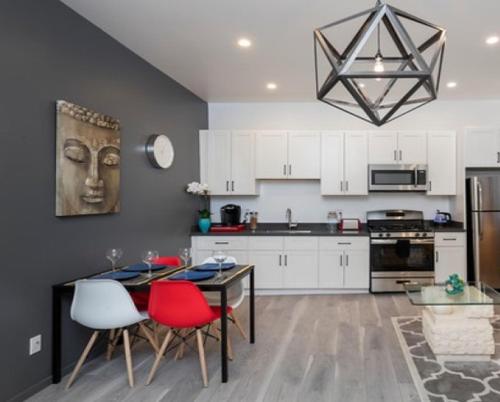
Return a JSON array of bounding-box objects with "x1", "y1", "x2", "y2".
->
[{"x1": 374, "y1": 54, "x2": 384, "y2": 73}]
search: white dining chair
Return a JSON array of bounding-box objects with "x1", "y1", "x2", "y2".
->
[
  {"x1": 66, "y1": 279, "x2": 159, "y2": 389},
  {"x1": 201, "y1": 256, "x2": 247, "y2": 340}
]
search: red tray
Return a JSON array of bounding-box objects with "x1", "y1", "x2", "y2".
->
[{"x1": 210, "y1": 224, "x2": 246, "y2": 232}]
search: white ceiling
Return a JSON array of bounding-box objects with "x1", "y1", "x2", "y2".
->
[{"x1": 61, "y1": 0, "x2": 500, "y2": 102}]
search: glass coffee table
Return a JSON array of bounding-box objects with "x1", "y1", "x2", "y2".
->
[{"x1": 405, "y1": 282, "x2": 500, "y2": 362}]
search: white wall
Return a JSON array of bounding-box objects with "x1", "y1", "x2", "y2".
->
[{"x1": 208, "y1": 100, "x2": 500, "y2": 223}]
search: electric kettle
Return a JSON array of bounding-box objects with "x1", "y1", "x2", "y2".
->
[{"x1": 433, "y1": 210, "x2": 452, "y2": 225}]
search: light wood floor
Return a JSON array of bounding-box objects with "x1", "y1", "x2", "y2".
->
[{"x1": 28, "y1": 294, "x2": 425, "y2": 402}]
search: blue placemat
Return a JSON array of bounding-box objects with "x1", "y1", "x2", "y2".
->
[
  {"x1": 169, "y1": 270, "x2": 216, "y2": 281},
  {"x1": 94, "y1": 271, "x2": 140, "y2": 281},
  {"x1": 194, "y1": 262, "x2": 236, "y2": 271},
  {"x1": 122, "y1": 263, "x2": 166, "y2": 272}
]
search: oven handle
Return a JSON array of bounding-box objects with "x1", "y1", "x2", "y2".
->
[{"x1": 370, "y1": 239, "x2": 435, "y2": 245}]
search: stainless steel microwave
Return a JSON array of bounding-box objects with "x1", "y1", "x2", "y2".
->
[{"x1": 368, "y1": 164, "x2": 427, "y2": 192}]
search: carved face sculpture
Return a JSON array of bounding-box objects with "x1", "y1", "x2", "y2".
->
[{"x1": 56, "y1": 101, "x2": 120, "y2": 216}]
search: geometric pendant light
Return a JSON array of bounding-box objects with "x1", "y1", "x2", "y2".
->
[{"x1": 313, "y1": 0, "x2": 446, "y2": 126}]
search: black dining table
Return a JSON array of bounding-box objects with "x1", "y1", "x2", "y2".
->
[{"x1": 52, "y1": 263, "x2": 255, "y2": 384}]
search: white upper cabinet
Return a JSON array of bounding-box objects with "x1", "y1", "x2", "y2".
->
[
  {"x1": 368, "y1": 131, "x2": 426, "y2": 164},
  {"x1": 255, "y1": 131, "x2": 288, "y2": 179},
  {"x1": 255, "y1": 131, "x2": 320, "y2": 179},
  {"x1": 320, "y1": 131, "x2": 344, "y2": 195},
  {"x1": 427, "y1": 131, "x2": 456, "y2": 195},
  {"x1": 465, "y1": 128, "x2": 500, "y2": 167},
  {"x1": 201, "y1": 130, "x2": 257, "y2": 195},
  {"x1": 205, "y1": 130, "x2": 231, "y2": 194},
  {"x1": 231, "y1": 131, "x2": 256, "y2": 195},
  {"x1": 397, "y1": 131, "x2": 427, "y2": 164},
  {"x1": 287, "y1": 131, "x2": 321, "y2": 179},
  {"x1": 368, "y1": 131, "x2": 398, "y2": 164},
  {"x1": 321, "y1": 131, "x2": 368, "y2": 195},
  {"x1": 344, "y1": 132, "x2": 368, "y2": 195}
]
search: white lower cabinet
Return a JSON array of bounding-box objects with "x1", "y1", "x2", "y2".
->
[
  {"x1": 434, "y1": 232, "x2": 467, "y2": 283},
  {"x1": 192, "y1": 235, "x2": 369, "y2": 292},
  {"x1": 318, "y1": 237, "x2": 369, "y2": 289}
]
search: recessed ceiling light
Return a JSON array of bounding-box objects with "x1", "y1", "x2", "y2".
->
[
  {"x1": 237, "y1": 38, "x2": 252, "y2": 48},
  {"x1": 266, "y1": 82, "x2": 277, "y2": 90},
  {"x1": 446, "y1": 81, "x2": 457, "y2": 88},
  {"x1": 486, "y1": 35, "x2": 499, "y2": 45}
]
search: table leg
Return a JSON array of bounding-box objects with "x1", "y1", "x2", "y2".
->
[
  {"x1": 52, "y1": 287, "x2": 62, "y2": 383},
  {"x1": 250, "y1": 268, "x2": 255, "y2": 344},
  {"x1": 220, "y1": 287, "x2": 228, "y2": 382}
]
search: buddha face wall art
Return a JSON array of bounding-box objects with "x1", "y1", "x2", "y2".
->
[{"x1": 56, "y1": 100, "x2": 121, "y2": 216}]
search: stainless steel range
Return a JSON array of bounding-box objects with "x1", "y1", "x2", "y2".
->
[{"x1": 367, "y1": 210, "x2": 435, "y2": 293}]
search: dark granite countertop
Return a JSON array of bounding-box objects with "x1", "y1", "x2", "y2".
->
[
  {"x1": 191, "y1": 220, "x2": 466, "y2": 236},
  {"x1": 191, "y1": 222, "x2": 370, "y2": 237},
  {"x1": 424, "y1": 220, "x2": 465, "y2": 232}
]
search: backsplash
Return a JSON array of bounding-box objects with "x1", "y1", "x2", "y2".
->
[{"x1": 210, "y1": 181, "x2": 452, "y2": 223}]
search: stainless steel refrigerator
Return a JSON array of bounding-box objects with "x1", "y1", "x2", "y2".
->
[{"x1": 467, "y1": 176, "x2": 500, "y2": 288}]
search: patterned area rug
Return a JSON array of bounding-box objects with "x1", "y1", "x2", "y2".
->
[{"x1": 392, "y1": 316, "x2": 500, "y2": 402}]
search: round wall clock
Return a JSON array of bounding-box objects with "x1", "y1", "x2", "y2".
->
[{"x1": 145, "y1": 134, "x2": 174, "y2": 169}]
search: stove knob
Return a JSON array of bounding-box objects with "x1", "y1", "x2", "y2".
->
[
  {"x1": 422, "y1": 232, "x2": 427, "y2": 238},
  {"x1": 385, "y1": 233, "x2": 391, "y2": 237},
  {"x1": 415, "y1": 233, "x2": 421, "y2": 237},
  {"x1": 378, "y1": 233, "x2": 383, "y2": 238}
]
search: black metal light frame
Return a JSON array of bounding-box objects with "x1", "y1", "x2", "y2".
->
[{"x1": 313, "y1": 1, "x2": 446, "y2": 126}]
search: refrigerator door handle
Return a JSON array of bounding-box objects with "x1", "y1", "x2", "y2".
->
[{"x1": 477, "y1": 182, "x2": 483, "y2": 238}]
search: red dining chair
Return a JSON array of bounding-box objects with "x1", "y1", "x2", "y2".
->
[
  {"x1": 146, "y1": 280, "x2": 233, "y2": 387},
  {"x1": 129, "y1": 256, "x2": 182, "y2": 311}
]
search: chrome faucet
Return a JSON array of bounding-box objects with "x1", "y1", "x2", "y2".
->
[{"x1": 286, "y1": 208, "x2": 298, "y2": 230}]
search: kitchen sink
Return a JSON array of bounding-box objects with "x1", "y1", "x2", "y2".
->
[{"x1": 261, "y1": 229, "x2": 312, "y2": 234}]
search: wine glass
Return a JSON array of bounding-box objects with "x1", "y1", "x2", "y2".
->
[
  {"x1": 179, "y1": 248, "x2": 191, "y2": 272},
  {"x1": 105, "y1": 248, "x2": 123, "y2": 272},
  {"x1": 142, "y1": 250, "x2": 159, "y2": 278},
  {"x1": 212, "y1": 250, "x2": 227, "y2": 279}
]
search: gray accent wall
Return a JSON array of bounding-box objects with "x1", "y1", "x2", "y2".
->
[{"x1": 0, "y1": 1, "x2": 207, "y2": 400}]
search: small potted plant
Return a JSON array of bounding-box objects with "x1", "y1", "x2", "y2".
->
[
  {"x1": 445, "y1": 273, "x2": 465, "y2": 295},
  {"x1": 186, "y1": 182, "x2": 211, "y2": 233}
]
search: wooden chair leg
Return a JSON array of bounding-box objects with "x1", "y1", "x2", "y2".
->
[
  {"x1": 175, "y1": 329, "x2": 186, "y2": 360},
  {"x1": 227, "y1": 334, "x2": 234, "y2": 361},
  {"x1": 106, "y1": 329, "x2": 117, "y2": 361},
  {"x1": 196, "y1": 329, "x2": 208, "y2": 387},
  {"x1": 123, "y1": 329, "x2": 134, "y2": 387},
  {"x1": 231, "y1": 312, "x2": 248, "y2": 340},
  {"x1": 66, "y1": 331, "x2": 99, "y2": 389},
  {"x1": 107, "y1": 328, "x2": 123, "y2": 360},
  {"x1": 139, "y1": 322, "x2": 160, "y2": 354},
  {"x1": 146, "y1": 329, "x2": 173, "y2": 385}
]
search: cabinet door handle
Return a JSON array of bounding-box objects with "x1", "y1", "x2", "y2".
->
[
  {"x1": 443, "y1": 238, "x2": 457, "y2": 241},
  {"x1": 394, "y1": 150, "x2": 397, "y2": 161},
  {"x1": 345, "y1": 181, "x2": 349, "y2": 192},
  {"x1": 284, "y1": 254, "x2": 287, "y2": 266},
  {"x1": 429, "y1": 181, "x2": 432, "y2": 192},
  {"x1": 340, "y1": 181, "x2": 343, "y2": 192},
  {"x1": 340, "y1": 254, "x2": 343, "y2": 266},
  {"x1": 226, "y1": 181, "x2": 229, "y2": 192},
  {"x1": 345, "y1": 254, "x2": 349, "y2": 266},
  {"x1": 337, "y1": 242, "x2": 351, "y2": 245},
  {"x1": 215, "y1": 241, "x2": 229, "y2": 245},
  {"x1": 283, "y1": 164, "x2": 287, "y2": 176},
  {"x1": 399, "y1": 150, "x2": 402, "y2": 161},
  {"x1": 497, "y1": 152, "x2": 500, "y2": 164},
  {"x1": 435, "y1": 251, "x2": 439, "y2": 262},
  {"x1": 279, "y1": 254, "x2": 282, "y2": 266},
  {"x1": 288, "y1": 164, "x2": 292, "y2": 176},
  {"x1": 231, "y1": 181, "x2": 234, "y2": 191}
]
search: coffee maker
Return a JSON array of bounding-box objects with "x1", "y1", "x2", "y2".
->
[{"x1": 220, "y1": 204, "x2": 241, "y2": 226}]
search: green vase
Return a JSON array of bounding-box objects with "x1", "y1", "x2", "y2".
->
[{"x1": 198, "y1": 217, "x2": 211, "y2": 233}]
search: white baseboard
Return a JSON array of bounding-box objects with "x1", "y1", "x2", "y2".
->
[{"x1": 244, "y1": 288, "x2": 369, "y2": 296}]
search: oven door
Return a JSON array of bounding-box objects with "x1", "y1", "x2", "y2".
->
[
  {"x1": 369, "y1": 164, "x2": 427, "y2": 192},
  {"x1": 370, "y1": 238, "x2": 434, "y2": 272}
]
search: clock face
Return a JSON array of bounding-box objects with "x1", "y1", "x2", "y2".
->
[{"x1": 146, "y1": 134, "x2": 174, "y2": 169}]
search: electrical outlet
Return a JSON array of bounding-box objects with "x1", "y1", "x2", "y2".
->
[{"x1": 29, "y1": 334, "x2": 42, "y2": 355}]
